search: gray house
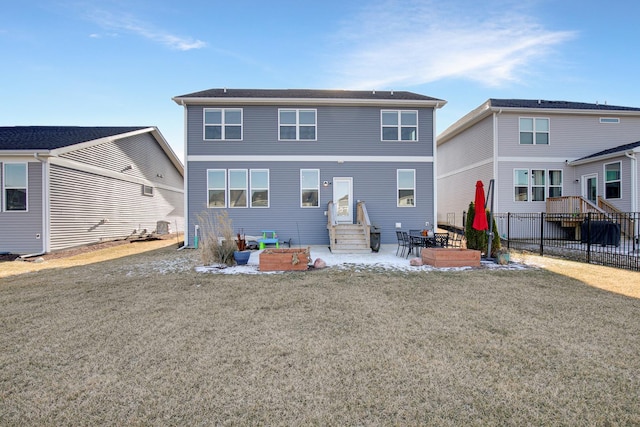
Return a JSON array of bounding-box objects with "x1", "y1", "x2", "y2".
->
[
  {"x1": 173, "y1": 88, "x2": 446, "y2": 252},
  {"x1": 0, "y1": 126, "x2": 184, "y2": 255},
  {"x1": 437, "y1": 99, "x2": 640, "y2": 233}
]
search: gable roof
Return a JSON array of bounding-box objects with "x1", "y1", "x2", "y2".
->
[
  {"x1": 173, "y1": 88, "x2": 446, "y2": 107},
  {"x1": 571, "y1": 140, "x2": 640, "y2": 165},
  {"x1": 0, "y1": 126, "x2": 147, "y2": 151},
  {"x1": 438, "y1": 98, "x2": 640, "y2": 144}
]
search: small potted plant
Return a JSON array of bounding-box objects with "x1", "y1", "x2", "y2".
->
[
  {"x1": 494, "y1": 247, "x2": 510, "y2": 265},
  {"x1": 233, "y1": 229, "x2": 251, "y2": 265}
]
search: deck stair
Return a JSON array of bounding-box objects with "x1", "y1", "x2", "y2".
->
[{"x1": 327, "y1": 201, "x2": 372, "y2": 254}]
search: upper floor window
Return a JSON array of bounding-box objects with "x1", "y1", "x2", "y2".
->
[
  {"x1": 397, "y1": 169, "x2": 415, "y2": 207},
  {"x1": 382, "y1": 110, "x2": 418, "y2": 141},
  {"x1": 279, "y1": 109, "x2": 316, "y2": 140},
  {"x1": 3, "y1": 163, "x2": 28, "y2": 211},
  {"x1": 300, "y1": 169, "x2": 319, "y2": 207},
  {"x1": 204, "y1": 108, "x2": 242, "y2": 140},
  {"x1": 519, "y1": 117, "x2": 549, "y2": 145},
  {"x1": 605, "y1": 162, "x2": 621, "y2": 199}
]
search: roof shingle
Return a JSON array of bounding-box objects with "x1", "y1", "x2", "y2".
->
[
  {"x1": 175, "y1": 88, "x2": 443, "y2": 102},
  {"x1": 0, "y1": 126, "x2": 147, "y2": 151}
]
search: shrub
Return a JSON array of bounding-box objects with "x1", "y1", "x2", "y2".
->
[
  {"x1": 465, "y1": 202, "x2": 501, "y2": 256},
  {"x1": 197, "y1": 210, "x2": 237, "y2": 266}
]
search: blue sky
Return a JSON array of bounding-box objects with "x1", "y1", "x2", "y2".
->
[{"x1": 2, "y1": 0, "x2": 639, "y2": 162}]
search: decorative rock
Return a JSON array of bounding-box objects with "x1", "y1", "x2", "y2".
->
[
  {"x1": 313, "y1": 258, "x2": 326, "y2": 269},
  {"x1": 34, "y1": 257, "x2": 45, "y2": 263},
  {"x1": 410, "y1": 257, "x2": 423, "y2": 266}
]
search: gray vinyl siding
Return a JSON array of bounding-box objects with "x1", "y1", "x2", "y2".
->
[
  {"x1": 60, "y1": 132, "x2": 183, "y2": 189},
  {"x1": 437, "y1": 115, "x2": 494, "y2": 226},
  {"x1": 497, "y1": 113, "x2": 640, "y2": 159},
  {"x1": 49, "y1": 164, "x2": 184, "y2": 251},
  {"x1": 0, "y1": 161, "x2": 44, "y2": 254},
  {"x1": 437, "y1": 115, "x2": 494, "y2": 174},
  {"x1": 187, "y1": 160, "x2": 434, "y2": 246},
  {"x1": 573, "y1": 156, "x2": 633, "y2": 212},
  {"x1": 187, "y1": 105, "x2": 435, "y2": 157}
]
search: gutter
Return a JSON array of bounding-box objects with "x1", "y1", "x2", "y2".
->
[{"x1": 625, "y1": 151, "x2": 638, "y2": 214}]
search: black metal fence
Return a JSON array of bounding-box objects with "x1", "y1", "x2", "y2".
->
[{"x1": 492, "y1": 212, "x2": 640, "y2": 271}]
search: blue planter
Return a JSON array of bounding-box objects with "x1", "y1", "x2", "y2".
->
[{"x1": 233, "y1": 250, "x2": 251, "y2": 265}]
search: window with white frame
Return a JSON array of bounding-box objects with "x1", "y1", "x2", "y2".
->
[
  {"x1": 207, "y1": 169, "x2": 226, "y2": 207},
  {"x1": 548, "y1": 170, "x2": 563, "y2": 198},
  {"x1": 605, "y1": 161, "x2": 621, "y2": 199},
  {"x1": 279, "y1": 109, "x2": 316, "y2": 140},
  {"x1": 250, "y1": 169, "x2": 269, "y2": 208},
  {"x1": 300, "y1": 169, "x2": 319, "y2": 207},
  {"x1": 382, "y1": 110, "x2": 418, "y2": 141},
  {"x1": 3, "y1": 163, "x2": 28, "y2": 211},
  {"x1": 514, "y1": 168, "x2": 562, "y2": 201},
  {"x1": 229, "y1": 169, "x2": 248, "y2": 208},
  {"x1": 397, "y1": 169, "x2": 415, "y2": 207},
  {"x1": 600, "y1": 117, "x2": 620, "y2": 124},
  {"x1": 519, "y1": 117, "x2": 549, "y2": 144},
  {"x1": 204, "y1": 108, "x2": 242, "y2": 140}
]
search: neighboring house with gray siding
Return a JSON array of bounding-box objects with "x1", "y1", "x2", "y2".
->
[
  {"x1": 0, "y1": 126, "x2": 184, "y2": 255},
  {"x1": 173, "y1": 88, "x2": 446, "y2": 250},
  {"x1": 437, "y1": 99, "x2": 640, "y2": 230}
]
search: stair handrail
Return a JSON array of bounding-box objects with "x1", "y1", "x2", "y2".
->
[
  {"x1": 356, "y1": 201, "x2": 371, "y2": 249},
  {"x1": 327, "y1": 201, "x2": 337, "y2": 251},
  {"x1": 598, "y1": 196, "x2": 635, "y2": 238}
]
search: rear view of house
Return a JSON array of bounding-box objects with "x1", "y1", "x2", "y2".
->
[
  {"x1": 437, "y1": 99, "x2": 640, "y2": 229},
  {"x1": 173, "y1": 88, "x2": 446, "y2": 251},
  {"x1": 0, "y1": 126, "x2": 184, "y2": 255}
]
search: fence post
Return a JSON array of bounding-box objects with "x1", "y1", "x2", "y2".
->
[
  {"x1": 540, "y1": 212, "x2": 544, "y2": 256},
  {"x1": 586, "y1": 212, "x2": 591, "y2": 264},
  {"x1": 507, "y1": 212, "x2": 511, "y2": 250}
]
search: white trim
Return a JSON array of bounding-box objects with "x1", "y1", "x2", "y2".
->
[
  {"x1": 173, "y1": 96, "x2": 445, "y2": 108},
  {"x1": 599, "y1": 117, "x2": 620, "y2": 123},
  {"x1": 603, "y1": 160, "x2": 622, "y2": 200},
  {"x1": 519, "y1": 117, "x2": 550, "y2": 145},
  {"x1": 582, "y1": 173, "x2": 598, "y2": 204},
  {"x1": 437, "y1": 158, "x2": 493, "y2": 180},
  {"x1": 498, "y1": 156, "x2": 568, "y2": 163},
  {"x1": 188, "y1": 155, "x2": 433, "y2": 163},
  {"x1": 2, "y1": 162, "x2": 28, "y2": 212},
  {"x1": 332, "y1": 177, "x2": 353, "y2": 224}
]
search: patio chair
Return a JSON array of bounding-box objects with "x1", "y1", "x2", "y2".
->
[{"x1": 396, "y1": 230, "x2": 409, "y2": 257}]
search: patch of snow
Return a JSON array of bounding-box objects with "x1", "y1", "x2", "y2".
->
[{"x1": 195, "y1": 244, "x2": 530, "y2": 274}]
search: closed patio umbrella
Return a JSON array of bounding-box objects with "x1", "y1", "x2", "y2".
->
[{"x1": 473, "y1": 180, "x2": 489, "y2": 231}]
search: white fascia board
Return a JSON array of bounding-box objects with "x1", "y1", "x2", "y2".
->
[
  {"x1": 569, "y1": 147, "x2": 640, "y2": 166},
  {"x1": 0, "y1": 151, "x2": 51, "y2": 159},
  {"x1": 187, "y1": 155, "x2": 434, "y2": 163},
  {"x1": 173, "y1": 96, "x2": 446, "y2": 109},
  {"x1": 49, "y1": 127, "x2": 155, "y2": 157},
  {"x1": 437, "y1": 100, "x2": 493, "y2": 144},
  {"x1": 497, "y1": 156, "x2": 570, "y2": 163}
]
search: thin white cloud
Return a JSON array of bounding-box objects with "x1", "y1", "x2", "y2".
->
[
  {"x1": 89, "y1": 9, "x2": 206, "y2": 51},
  {"x1": 331, "y1": 0, "x2": 576, "y2": 89}
]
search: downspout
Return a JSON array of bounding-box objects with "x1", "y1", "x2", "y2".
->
[
  {"x1": 625, "y1": 151, "x2": 637, "y2": 213},
  {"x1": 433, "y1": 103, "x2": 439, "y2": 228},
  {"x1": 20, "y1": 153, "x2": 48, "y2": 258},
  {"x1": 493, "y1": 109, "x2": 501, "y2": 214},
  {"x1": 177, "y1": 99, "x2": 192, "y2": 250}
]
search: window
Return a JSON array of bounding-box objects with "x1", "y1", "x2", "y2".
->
[
  {"x1": 228, "y1": 169, "x2": 248, "y2": 208},
  {"x1": 531, "y1": 169, "x2": 545, "y2": 201},
  {"x1": 382, "y1": 110, "x2": 418, "y2": 141},
  {"x1": 548, "y1": 170, "x2": 562, "y2": 198},
  {"x1": 204, "y1": 108, "x2": 242, "y2": 140},
  {"x1": 300, "y1": 169, "x2": 319, "y2": 207},
  {"x1": 397, "y1": 169, "x2": 415, "y2": 207},
  {"x1": 207, "y1": 169, "x2": 226, "y2": 207},
  {"x1": 514, "y1": 168, "x2": 562, "y2": 202},
  {"x1": 3, "y1": 163, "x2": 27, "y2": 211},
  {"x1": 279, "y1": 109, "x2": 316, "y2": 140},
  {"x1": 142, "y1": 185, "x2": 154, "y2": 196},
  {"x1": 600, "y1": 117, "x2": 620, "y2": 124},
  {"x1": 605, "y1": 162, "x2": 621, "y2": 199},
  {"x1": 519, "y1": 117, "x2": 549, "y2": 144},
  {"x1": 250, "y1": 169, "x2": 269, "y2": 208}
]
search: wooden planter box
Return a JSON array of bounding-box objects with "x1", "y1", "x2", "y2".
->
[
  {"x1": 421, "y1": 248, "x2": 481, "y2": 268},
  {"x1": 259, "y1": 248, "x2": 310, "y2": 272}
]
